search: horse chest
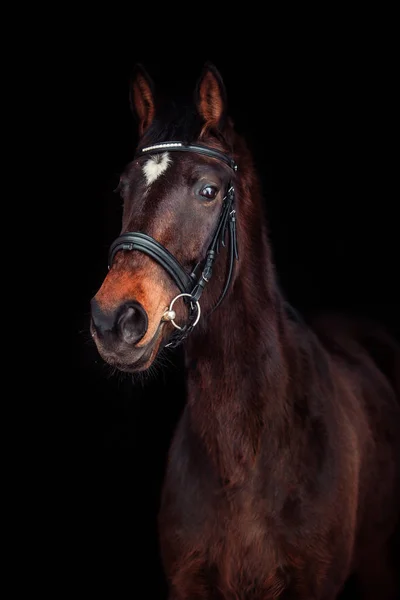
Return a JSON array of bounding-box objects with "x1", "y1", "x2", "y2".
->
[
  {"x1": 162, "y1": 490, "x2": 287, "y2": 598},
  {"x1": 160, "y1": 424, "x2": 289, "y2": 597}
]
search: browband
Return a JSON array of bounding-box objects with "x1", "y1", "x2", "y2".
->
[{"x1": 136, "y1": 142, "x2": 238, "y2": 173}]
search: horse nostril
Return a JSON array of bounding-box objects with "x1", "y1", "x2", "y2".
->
[
  {"x1": 117, "y1": 302, "x2": 148, "y2": 345},
  {"x1": 90, "y1": 297, "x2": 114, "y2": 336}
]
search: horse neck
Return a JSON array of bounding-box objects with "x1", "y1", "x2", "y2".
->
[{"x1": 184, "y1": 149, "x2": 298, "y2": 481}]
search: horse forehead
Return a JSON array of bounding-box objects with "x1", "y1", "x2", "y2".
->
[{"x1": 142, "y1": 152, "x2": 172, "y2": 185}]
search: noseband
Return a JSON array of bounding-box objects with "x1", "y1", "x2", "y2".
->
[{"x1": 108, "y1": 141, "x2": 239, "y2": 348}]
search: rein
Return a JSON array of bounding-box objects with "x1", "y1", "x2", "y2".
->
[{"x1": 108, "y1": 141, "x2": 239, "y2": 348}]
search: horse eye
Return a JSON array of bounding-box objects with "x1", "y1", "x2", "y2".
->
[{"x1": 199, "y1": 185, "x2": 218, "y2": 200}]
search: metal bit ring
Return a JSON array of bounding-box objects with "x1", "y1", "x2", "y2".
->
[{"x1": 165, "y1": 293, "x2": 201, "y2": 331}]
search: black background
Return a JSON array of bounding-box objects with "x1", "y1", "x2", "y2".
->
[{"x1": 65, "y1": 28, "x2": 398, "y2": 599}]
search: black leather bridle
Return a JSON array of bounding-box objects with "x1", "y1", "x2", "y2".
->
[{"x1": 108, "y1": 141, "x2": 239, "y2": 348}]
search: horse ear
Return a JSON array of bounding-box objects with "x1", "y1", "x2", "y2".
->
[
  {"x1": 195, "y1": 62, "x2": 227, "y2": 132},
  {"x1": 130, "y1": 64, "x2": 156, "y2": 136}
]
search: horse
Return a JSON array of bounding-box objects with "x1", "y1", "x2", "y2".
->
[{"x1": 90, "y1": 63, "x2": 400, "y2": 599}]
